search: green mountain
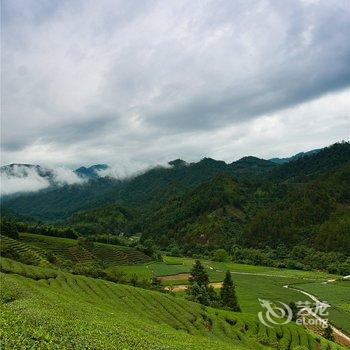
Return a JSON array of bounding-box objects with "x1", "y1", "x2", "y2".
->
[
  {"x1": 2, "y1": 155, "x2": 276, "y2": 221},
  {"x1": 141, "y1": 174, "x2": 248, "y2": 248},
  {"x1": 245, "y1": 162, "x2": 350, "y2": 254},
  {"x1": 67, "y1": 203, "x2": 137, "y2": 236},
  {"x1": 269, "y1": 148, "x2": 321, "y2": 164},
  {"x1": 2, "y1": 142, "x2": 350, "y2": 257},
  {"x1": 269, "y1": 142, "x2": 350, "y2": 181}
]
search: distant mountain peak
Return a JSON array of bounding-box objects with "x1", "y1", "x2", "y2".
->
[
  {"x1": 74, "y1": 164, "x2": 109, "y2": 179},
  {"x1": 1, "y1": 163, "x2": 52, "y2": 177},
  {"x1": 230, "y1": 156, "x2": 276, "y2": 169},
  {"x1": 269, "y1": 148, "x2": 322, "y2": 164},
  {"x1": 168, "y1": 159, "x2": 188, "y2": 168},
  {"x1": 198, "y1": 157, "x2": 227, "y2": 167}
]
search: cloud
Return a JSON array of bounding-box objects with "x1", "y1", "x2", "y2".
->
[
  {"x1": 0, "y1": 165, "x2": 85, "y2": 195},
  {"x1": 96, "y1": 160, "x2": 172, "y2": 180},
  {"x1": 1, "y1": 0, "x2": 350, "y2": 169},
  {"x1": 52, "y1": 167, "x2": 85, "y2": 185},
  {"x1": 0, "y1": 165, "x2": 50, "y2": 195}
]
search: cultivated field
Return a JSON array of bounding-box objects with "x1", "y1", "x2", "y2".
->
[
  {"x1": 1, "y1": 233, "x2": 348, "y2": 348},
  {"x1": 295, "y1": 280, "x2": 350, "y2": 335},
  {"x1": 1, "y1": 233, "x2": 151, "y2": 267},
  {"x1": 0, "y1": 257, "x2": 346, "y2": 350}
]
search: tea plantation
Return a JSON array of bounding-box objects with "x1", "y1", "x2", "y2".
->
[
  {"x1": 1, "y1": 233, "x2": 150, "y2": 268},
  {"x1": 0, "y1": 257, "x2": 346, "y2": 350}
]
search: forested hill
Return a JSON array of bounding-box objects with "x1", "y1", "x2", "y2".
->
[
  {"x1": 269, "y1": 141, "x2": 350, "y2": 181},
  {"x1": 2, "y1": 154, "x2": 277, "y2": 221},
  {"x1": 2, "y1": 142, "x2": 350, "y2": 257},
  {"x1": 140, "y1": 174, "x2": 249, "y2": 247},
  {"x1": 245, "y1": 161, "x2": 350, "y2": 254}
]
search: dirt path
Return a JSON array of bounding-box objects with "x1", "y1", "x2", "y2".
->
[
  {"x1": 158, "y1": 273, "x2": 190, "y2": 281},
  {"x1": 160, "y1": 267, "x2": 349, "y2": 346},
  {"x1": 164, "y1": 282, "x2": 222, "y2": 292},
  {"x1": 284, "y1": 285, "x2": 350, "y2": 347}
]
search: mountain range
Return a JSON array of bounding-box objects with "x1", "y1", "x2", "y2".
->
[
  {"x1": 1, "y1": 163, "x2": 110, "y2": 181},
  {"x1": 2, "y1": 142, "x2": 350, "y2": 256},
  {"x1": 268, "y1": 148, "x2": 321, "y2": 164},
  {"x1": 0, "y1": 146, "x2": 323, "y2": 197}
]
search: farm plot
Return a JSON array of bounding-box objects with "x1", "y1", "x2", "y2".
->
[
  {"x1": 295, "y1": 280, "x2": 350, "y2": 336},
  {"x1": 0, "y1": 258, "x2": 345, "y2": 350}
]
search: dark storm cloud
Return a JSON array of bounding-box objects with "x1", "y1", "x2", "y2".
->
[
  {"x1": 1, "y1": 0, "x2": 350, "y2": 168},
  {"x1": 45, "y1": 114, "x2": 117, "y2": 144}
]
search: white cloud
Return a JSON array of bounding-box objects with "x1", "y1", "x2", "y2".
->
[
  {"x1": 1, "y1": 0, "x2": 350, "y2": 169},
  {"x1": 52, "y1": 167, "x2": 85, "y2": 185},
  {"x1": 0, "y1": 165, "x2": 86, "y2": 195},
  {"x1": 0, "y1": 166, "x2": 50, "y2": 195}
]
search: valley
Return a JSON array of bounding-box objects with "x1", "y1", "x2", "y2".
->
[
  {"x1": 1, "y1": 142, "x2": 349, "y2": 349},
  {"x1": 1, "y1": 231, "x2": 349, "y2": 349}
]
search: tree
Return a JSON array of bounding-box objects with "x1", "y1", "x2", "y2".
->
[
  {"x1": 213, "y1": 248, "x2": 229, "y2": 262},
  {"x1": 151, "y1": 276, "x2": 162, "y2": 290},
  {"x1": 187, "y1": 260, "x2": 217, "y2": 306},
  {"x1": 220, "y1": 271, "x2": 241, "y2": 312},
  {"x1": 186, "y1": 282, "x2": 211, "y2": 306},
  {"x1": 323, "y1": 324, "x2": 334, "y2": 341},
  {"x1": 0, "y1": 219, "x2": 19, "y2": 239},
  {"x1": 169, "y1": 243, "x2": 181, "y2": 257},
  {"x1": 189, "y1": 260, "x2": 209, "y2": 287}
]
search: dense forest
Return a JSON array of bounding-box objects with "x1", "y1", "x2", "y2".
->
[{"x1": 2, "y1": 142, "x2": 350, "y2": 273}]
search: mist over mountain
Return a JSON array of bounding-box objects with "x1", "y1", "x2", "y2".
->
[
  {"x1": 2, "y1": 142, "x2": 349, "y2": 223},
  {"x1": 0, "y1": 163, "x2": 110, "y2": 196},
  {"x1": 75, "y1": 164, "x2": 110, "y2": 179},
  {"x1": 0, "y1": 145, "x2": 331, "y2": 197}
]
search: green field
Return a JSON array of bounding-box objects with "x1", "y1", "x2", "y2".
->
[
  {"x1": 1, "y1": 233, "x2": 348, "y2": 348},
  {"x1": 0, "y1": 257, "x2": 346, "y2": 350},
  {"x1": 109, "y1": 256, "x2": 337, "y2": 281},
  {"x1": 109, "y1": 256, "x2": 350, "y2": 333},
  {"x1": 295, "y1": 280, "x2": 350, "y2": 335}
]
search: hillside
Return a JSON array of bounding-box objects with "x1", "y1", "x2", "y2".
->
[
  {"x1": 1, "y1": 155, "x2": 276, "y2": 221},
  {"x1": 2, "y1": 177, "x2": 121, "y2": 221},
  {"x1": 1, "y1": 257, "x2": 346, "y2": 350},
  {"x1": 2, "y1": 142, "x2": 349, "y2": 258},
  {"x1": 66, "y1": 203, "x2": 137, "y2": 235},
  {"x1": 141, "y1": 174, "x2": 249, "y2": 248},
  {"x1": 269, "y1": 142, "x2": 350, "y2": 182},
  {"x1": 3, "y1": 143, "x2": 349, "y2": 224},
  {"x1": 0, "y1": 233, "x2": 151, "y2": 269},
  {"x1": 269, "y1": 148, "x2": 321, "y2": 164},
  {"x1": 245, "y1": 162, "x2": 350, "y2": 254}
]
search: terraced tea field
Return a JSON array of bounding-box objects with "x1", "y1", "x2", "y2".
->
[
  {"x1": 0, "y1": 257, "x2": 346, "y2": 350},
  {"x1": 1, "y1": 234, "x2": 348, "y2": 347},
  {"x1": 2, "y1": 233, "x2": 151, "y2": 267}
]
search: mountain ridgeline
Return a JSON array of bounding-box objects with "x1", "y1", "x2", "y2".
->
[{"x1": 2, "y1": 142, "x2": 350, "y2": 257}]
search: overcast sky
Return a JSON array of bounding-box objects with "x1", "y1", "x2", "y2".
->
[{"x1": 2, "y1": 0, "x2": 350, "y2": 171}]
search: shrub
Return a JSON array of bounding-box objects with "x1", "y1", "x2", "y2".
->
[{"x1": 212, "y1": 249, "x2": 229, "y2": 262}]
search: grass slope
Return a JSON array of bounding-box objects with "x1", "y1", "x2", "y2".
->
[{"x1": 0, "y1": 258, "x2": 345, "y2": 350}]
